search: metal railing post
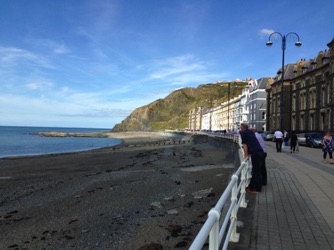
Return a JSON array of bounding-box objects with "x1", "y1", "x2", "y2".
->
[
  {"x1": 229, "y1": 175, "x2": 240, "y2": 242},
  {"x1": 240, "y1": 161, "x2": 248, "y2": 208},
  {"x1": 208, "y1": 209, "x2": 221, "y2": 250}
]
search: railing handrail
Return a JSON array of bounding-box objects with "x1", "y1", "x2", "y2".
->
[{"x1": 189, "y1": 132, "x2": 252, "y2": 250}]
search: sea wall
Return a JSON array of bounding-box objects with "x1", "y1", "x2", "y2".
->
[{"x1": 175, "y1": 133, "x2": 241, "y2": 168}]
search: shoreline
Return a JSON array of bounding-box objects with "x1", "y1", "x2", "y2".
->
[
  {"x1": 2, "y1": 131, "x2": 181, "y2": 160},
  {"x1": 34, "y1": 131, "x2": 175, "y2": 140},
  {"x1": 0, "y1": 133, "x2": 236, "y2": 249}
]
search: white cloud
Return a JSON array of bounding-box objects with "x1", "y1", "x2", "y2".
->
[
  {"x1": 259, "y1": 29, "x2": 275, "y2": 37},
  {"x1": 25, "y1": 81, "x2": 54, "y2": 90},
  {"x1": 150, "y1": 55, "x2": 203, "y2": 74},
  {"x1": 0, "y1": 46, "x2": 54, "y2": 68},
  {"x1": 60, "y1": 86, "x2": 70, "y2": 93},
  {"x1": 0, "y1": 47, "x2": 39, "y2": 63},
  {"x1": 167, "y1": 72, "x2": 226, "y2": 86},
  {"x1": 142, "y1": 55, "x2": 228, "y2": 87},
  {"x1": 27, "y1": 39, "x2": 71, "y2": 54}
]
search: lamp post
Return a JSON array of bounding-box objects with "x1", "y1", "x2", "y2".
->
[
  {"x1": 227, "y1": 82, "x2": 230, "y2": 132},
  {"x1": 206, "y1": 98, "x2": 213, "y2": 131},
  {"x1": 266, "y1": 32, "x2": 302, "y2": 131}
]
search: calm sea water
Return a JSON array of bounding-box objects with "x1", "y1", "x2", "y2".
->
[{"x1": 0, "y1": 126, "x2": 121, "y2": 158}]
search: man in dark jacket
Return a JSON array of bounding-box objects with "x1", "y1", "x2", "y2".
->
[
  {"x1": 290, "y1": 131, "x2": 298, "y2": 153},
  {"x1": 240, "y1": 122, "x2": 265, "y2": 193}
]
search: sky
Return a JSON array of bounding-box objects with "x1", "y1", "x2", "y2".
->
[{"x1": 0, "y1": 0, "x2": 333, "y2": 129}]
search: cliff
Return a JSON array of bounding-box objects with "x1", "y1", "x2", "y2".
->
[{"x1": 111, "y1": 82, "x2": 247, "y2": 132}]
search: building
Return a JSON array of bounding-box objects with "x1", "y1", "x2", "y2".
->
[
  {"x1": 247, "y1": 77, "x2": 273, "y2": 131},
  {"x1": 266, "y1": 37, "x2": 334, "y2": 133},
  {"x1": 188, "y1": 78, "x2": 270, "y2": 132},
  {"x1": 189, "y1": 107, "x2": 203, "y2": 131}
]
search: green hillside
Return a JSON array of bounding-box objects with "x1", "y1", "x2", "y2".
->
[{"x1": 112, "y1": 81, "x2": 247, "y2": 132}]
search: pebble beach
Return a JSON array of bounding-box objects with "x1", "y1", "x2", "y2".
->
[{"x1": 0, "y1": 132, "x2": 237, "y2": 250}]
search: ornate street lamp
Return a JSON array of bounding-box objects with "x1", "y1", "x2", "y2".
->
[
  {"x1": 227, "y1": 82, "x2": 230, "y2": 131},
  {"x1": 225, "y1": 82, "x2": 237, "y2": 132},
  {"x1": 266, "y1": 32, "x2": 302, "y2": 131}
]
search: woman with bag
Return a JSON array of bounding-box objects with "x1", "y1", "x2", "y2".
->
[
  {"x1": 322, "y1": 132, "x2": 333, "y2": 164},
  {"x1": 290, "y1": 131, "x2": 298, "y2": 153}
]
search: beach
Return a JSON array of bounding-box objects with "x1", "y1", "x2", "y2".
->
[{"x1": 0, "y1": 132, "x2": 237, "y2": 250}]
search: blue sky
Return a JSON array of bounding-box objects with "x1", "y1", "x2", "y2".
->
[{"x1": 0, "y1": 0, "x2": 333, "y2": 129}]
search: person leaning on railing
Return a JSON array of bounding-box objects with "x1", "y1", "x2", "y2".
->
[
  {"x1": 239, "y1": 122, "x2": 265, "y2": 193},
  {"x1": 251, "y1": 127, "x2": 267, "y2": 186}
]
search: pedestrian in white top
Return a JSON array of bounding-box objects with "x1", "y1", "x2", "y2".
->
[{"x1": 274, "y1": 129, "x2": 283, "y2": 152}]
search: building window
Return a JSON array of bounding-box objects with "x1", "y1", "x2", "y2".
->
[
  {"x1": 300, "y1": 92, "x2": 306, "y2": 110},
  {"x1": 322, "y1": 87, "x2": 326, "y2": 106},
  {"x1": 292, "y1": 82, "x2": 296, "y2": 91},
  {"x1": 315, "y1": 74, "x2": 323, "y2": 82},
  {"x1": 311, "y1": 90, "x2": 315, "y2": 109},
  {"x1": 327, "y1": 83, "x2": 330, "y2": 104},
  {"x1": 308, "y1": 88, "x2": 316, "y2": 109},
  {"x1": 327, "y1": 110, "x2": 331, "y2": 131},
  {"x1": 300, "y1": 115, "x2": 304, "y2": 131},
  {"x1": 310, "y1": 113, "x2": 314, "y2": 130},
  {"x1": 277, "y1": 96, "x2": 280, "y2": 113},
  {"x1": 292, "y1": 115, "x2": 296, "y2": 131},
  {"x1": 273, "y1": 97, "x2": 276, "y2": 113}
]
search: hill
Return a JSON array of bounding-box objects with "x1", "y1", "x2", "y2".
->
[{"x1": 111, "y1": 81, "x2": 247, "y2": 132}]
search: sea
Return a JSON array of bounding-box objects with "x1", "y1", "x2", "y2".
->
[{"x1": 0, "y1": 126, "x2": 122, "y2": 159}]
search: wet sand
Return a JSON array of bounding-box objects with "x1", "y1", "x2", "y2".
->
[{"x1": 0, "y1": 132, "x2": 236, "y2": 250}]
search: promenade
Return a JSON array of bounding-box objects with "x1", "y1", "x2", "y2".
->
[{"x1": 234, "y1": 141, "x2": 334, "y2": 249}]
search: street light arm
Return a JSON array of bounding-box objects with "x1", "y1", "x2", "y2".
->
[
  {"x1": 268, "y1": 31, "x2": 283, "y2": 41},
  {"x1": 286, "y1": 32, "x2": 302, "y2": 47},
  {"x1": 266, "y1": 32, "x2": 283, "y2": 46},
  {"x1": 286, "y1": 32, "x2": 301, "y2": 41}
]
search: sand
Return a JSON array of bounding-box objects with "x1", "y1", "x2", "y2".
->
[{"x1": 0, "y1": 132, "x2": 236, "y2": 250}]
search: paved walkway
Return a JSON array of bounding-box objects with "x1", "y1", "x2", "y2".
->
[{"x1": 242, "y1": 141, "x2": 334, "y2": 250}]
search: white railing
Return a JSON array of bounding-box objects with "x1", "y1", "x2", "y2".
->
[{"x1": 189, "y1": 133, "x2": 252, "y2": 250}]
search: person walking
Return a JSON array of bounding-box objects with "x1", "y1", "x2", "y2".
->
[
  {"x1": 322, "y1": 132, "x2": 333, "y2": 164},
  {"x1": 290, "y1": 131, "x2": 298, "y2": 153},
  {"x1": 240, "y1": 122, "x2": 265, "y2": 193},
  {"x1": 274, "y1": 129, "x2": 284, "y2": 152},
  {"x1": 283, "y1": 130, "x2": 290, "y2": 146},
  {"x1": 251, "y1": 127, "x2": 267, "y2": 186}
]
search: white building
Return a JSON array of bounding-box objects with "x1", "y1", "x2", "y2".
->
[{"x1": 189, "y1": 77, "x2": 273, "y2": 132}]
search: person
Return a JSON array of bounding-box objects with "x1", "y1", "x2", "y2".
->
[
  {"x1": 240, "y1": 122, "x2": 265, "y2": 193},
  {"x1": 251, "y1": 127, "x2": 267, "y2": 186},
  {"x1": 283, "y1": 130, "x2": 290, "y2": 146},
  {"x1": 290, "y1": 131, "x2": 298, "y2": 153},
  {"x1": 274, "y1": 129, "x2": 283, "y2": 152},
  {"x1": 322, "y1": 132, "x2": 333, "y2": 164}
]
